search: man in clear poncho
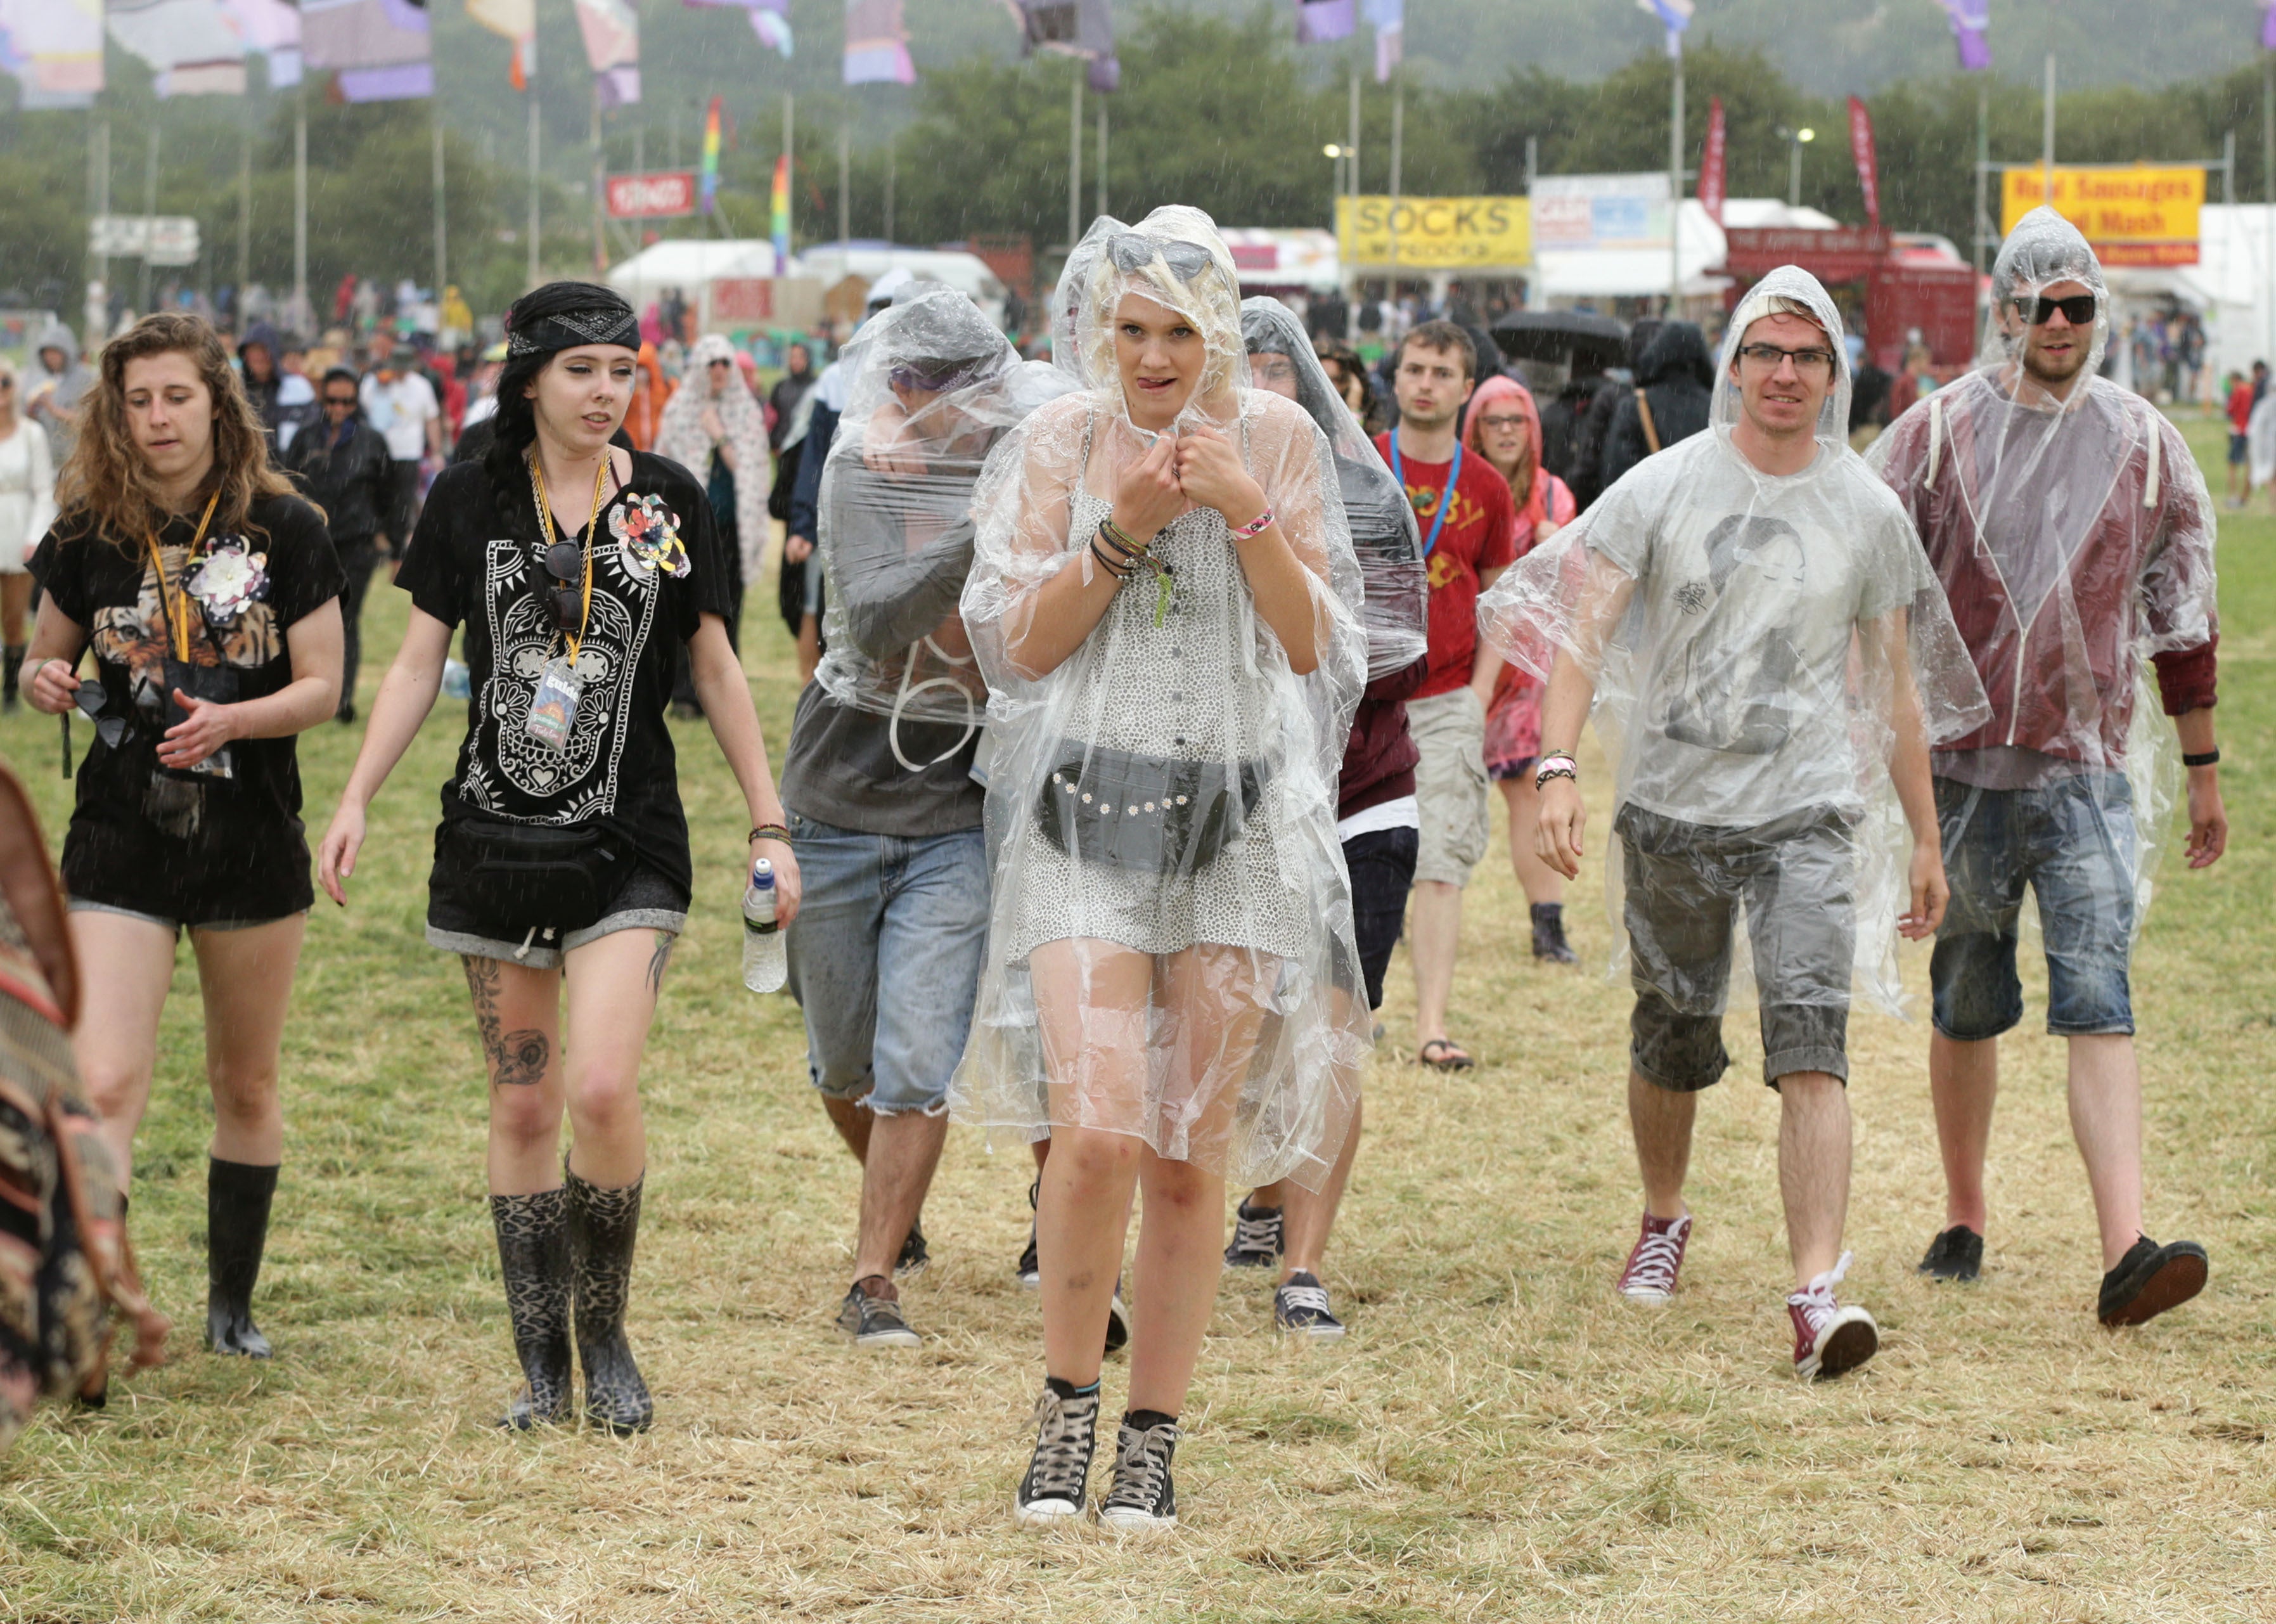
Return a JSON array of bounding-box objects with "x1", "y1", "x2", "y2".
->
[
  {"x1": 954, "y1": 209, "x2": 1366, "y2": 1530},
  {"x1": 1867, "y1": 209, "x2": 2225, "y2": 1326},
  {"x1": 1481, "y1": 266, "x2": 1990, "y2": 1382},
  {"x1": 1223, "y1": 295, "x2": 1428, "y2": 1342},
  {"x1": 780, "y1": 288, "x2": 1072, "y2": 1353}
]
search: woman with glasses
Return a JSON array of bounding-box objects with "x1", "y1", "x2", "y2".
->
[
  {"x1": 0, "y1": 357, "x2": 56, "y2": 711},
  {"x1": 18, "y1": 312, "x2": 345, "y2": 1362},
  {"x1": 315, "y1": 281, "x2": 801, "y2": 1434},
  {"x1": 283, "y1": 368, "x2": 393, "y2": 722},
  {"x1": 956, "y1": 210, "x2": 1366, "y2": 1530},
  {"x1": 1463, "y1": 374, "x2": 1581, "y2": 962}
]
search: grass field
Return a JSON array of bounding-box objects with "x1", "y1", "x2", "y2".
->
[{"x1": 0, "y1": 415, "x2": 2270, "y2": 1622}]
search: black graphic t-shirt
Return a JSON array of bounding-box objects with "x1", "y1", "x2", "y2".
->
[
  {"x1": 30, "y1": 491, "x2": 344, "y2": 922},
  {"x1": 395, "y1": 450, "x2": 730, "y2": 893}
]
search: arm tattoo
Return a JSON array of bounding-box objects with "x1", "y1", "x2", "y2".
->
[
  {"x1": 645, "y1": 930, "x2": 675, "y2": 999},
  {"x1": 461, "y1": 955, "x2": 551, "y2": 1088}
]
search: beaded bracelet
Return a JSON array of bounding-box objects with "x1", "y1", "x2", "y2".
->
[
  {"x1": 1228, "y1": 508, "x2": 1276, "y2": 543},
  {"x1": 748, "y1": 823, "x2": 793, "y2": 845}
]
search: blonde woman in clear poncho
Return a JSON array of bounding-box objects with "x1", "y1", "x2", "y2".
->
[
  {"x1": 1866, "y1": 208, "x2": 2225, "y2": 1327},
  {"x1": 955, "y1": 209, "x2": 1366, "y2": 1530},
  {"x1": 1479, "y1": 267, "x2": 1991, "y2": 1382}
]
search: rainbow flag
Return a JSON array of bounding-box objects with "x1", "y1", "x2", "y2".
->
[
  {"x1": 770, "y1": 154, "x2": 792, "y2": 268},
  {"x1": 699, "y1": 94, "x2": 723, "y2": 215}
]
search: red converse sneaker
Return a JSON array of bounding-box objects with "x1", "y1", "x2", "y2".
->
[
  {"x1": 1616, "y1": 1211, "x2": 1691, "y2": 1305},
  {"x1": 1788, "y1": 1253, "x2": 1879, "y2": 1381}
]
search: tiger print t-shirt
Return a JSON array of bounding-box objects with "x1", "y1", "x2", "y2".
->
[
  {"x1": 395, "y1": 449, "x2": 730, "y2": 893},
  {"x1": 30, "y1": 492, "x2": 342, "y2": 920}
]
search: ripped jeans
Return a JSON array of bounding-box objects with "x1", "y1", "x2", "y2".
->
[{"x1": 785, "y1": 813, "x2": 989, "y2": 1116}]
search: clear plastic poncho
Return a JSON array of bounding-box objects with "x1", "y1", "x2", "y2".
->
[
  {"x1": 1478, "y1": 266, "x2": 1993, "y2": 1017},
  {"x1": 1866, "y1": 209, "x2": 2218, "y2": 938},
  {"x1": 948, "y1": 207, "x2": 1369, "y2": 1189},
  {"x1": 813, "y1": 287, "x2": 1077, "y2": 766},
  {"x1": 1241, "y1": 295, "x2": 1427, "y2": 683}
]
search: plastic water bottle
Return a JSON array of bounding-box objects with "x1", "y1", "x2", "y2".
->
[
  {"x1": 742, "y1": 858, "x2": 786, "y2": 993},
  {"x1": 442, "y1": 658, "x2": 472, "y2": 700}
]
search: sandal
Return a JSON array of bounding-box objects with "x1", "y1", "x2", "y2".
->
[{"x1": 1418, "y1": 1038, "x2": 1476, "y2": 1071}]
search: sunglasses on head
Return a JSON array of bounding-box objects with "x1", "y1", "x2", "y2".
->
[
  {"x1": 541, "y1": 539, "x2": 584, "y2": 633},
  {"x1": 2017, "y1": 293, "x2": 2097, "y2": 326},
  {"x1": 1108, "y1": 233, "x2": 1215, "y2": 284}
]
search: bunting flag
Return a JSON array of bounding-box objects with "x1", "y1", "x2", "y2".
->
[
  {"x1": 1363, "y1": 0, "x2": 1401, "y2": 82},
  {"x1": 300, "y1": 0, "x2": 434, "y2": 101},
  {"x1": 1636, "y1": 0, "x2": 1692, "y2": 56},
  {"x1": 699, "y1": 94, "x2": 724, "y2": 215},
  {"x1": 771, "y1": 154, "x2": 792, "y2": 266},
  {"x1": 1010, "y1": 2, "x2": 1115, "y2": 92},
  {"x1": 1939, "y1": 0, "x2": 1991, "y2": 70},
  {"x1": 686, "y1": 1, "x2": 793, "y2": 58},
  {"x1": 106, "y1": 0, "x2": 249, "y2": 96},
  {"x1": 221, "y1": 0, "x2": 301, "y2": 87},
  {"x1": 844, "y1": 0, "x2": 915, "y2": 86},
  {"x1": 1848, "y1": 95, "x2": 1882, "y2": 229},
  {"x1": 467, "y1": 0, "x2": 536, "y2": 90},
  {"x1": 1295, "y1": 0, "x2": 1355, "y2": 44},
  {"x1": 1699, "y1": 95, "x2": 1726, "y2": 225},
  {"x1": 0, "y1": 0, "x2": 104, "y2": 108},
  {"x1": 574, "y1": 0, "x2": 640, "y2": 107}
]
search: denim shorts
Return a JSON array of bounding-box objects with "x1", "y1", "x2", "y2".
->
[
  {"x1": 1930, "y1": 773, "x2": 2136, "y2": 1040},
  {"x1": 1616, "y1": 803, "x2": 1855, "y2": 1092},
  {"x1": 783, "y1": 812, "x2": 989, "y2": 1116}
]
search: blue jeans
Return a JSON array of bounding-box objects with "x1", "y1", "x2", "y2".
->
[
  {"x1": 784, "y1": 813, "x2": 989, "y2": 1116},
  {"x1": 1930, "y1": 773, "x2": 2137, "y2": 1040}
]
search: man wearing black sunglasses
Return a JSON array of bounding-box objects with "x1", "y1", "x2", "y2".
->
[
  {"x1": 285, "y1": 369, "x2": 392, "y2": 722},
  {"x1": 1868, "y1": 206, "x2": 2225, "y2": 1329}
]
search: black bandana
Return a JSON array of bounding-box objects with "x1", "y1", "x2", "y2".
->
[{"x1": 506, "y1": 304, "x2": 641, "y2": 358}]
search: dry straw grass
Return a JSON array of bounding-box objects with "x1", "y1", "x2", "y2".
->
[{"x1": 1, "y1": 418, "x2": 2270, "y2": 1622}]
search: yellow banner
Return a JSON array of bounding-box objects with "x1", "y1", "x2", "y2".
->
[
  {"x1": 1336, "y1": 195, "x2": 1531, "y2": 269},
  {"x1": 2000, "y1": 166, "x2": 2203, "y2": 267}
]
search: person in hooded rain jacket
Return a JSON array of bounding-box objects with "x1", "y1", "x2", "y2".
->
[{"x1": 1596, "y1": 320, "x2": 1715, "y2": 496}]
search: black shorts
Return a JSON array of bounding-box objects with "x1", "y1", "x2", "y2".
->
[
  {"x1": 1343, "y1": 825, "x2": 1418, "y2": 1012},
  {"x1": 61, "y1": 808, "x2": 314, "y2": 929},
  {"x1": 424, "y1": 828, "x2": 689, "y2": 970},
  {"x1": 1616, "y1": 803, "x2": 1855, "y2": 1092}
]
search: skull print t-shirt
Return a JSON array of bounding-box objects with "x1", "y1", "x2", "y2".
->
[
  {"x1": 29, "y1": 491, "x2": 344, "y2": 920},
  {"x1": 395, "y1": 449, "x2": 730, "y2": 893}
]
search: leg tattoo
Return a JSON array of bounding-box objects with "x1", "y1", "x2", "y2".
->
[
  {"x1": 464, "y1": 955, "x2": 551, "y2": 1087},
  {"x1": 645, "y1": 930, "x2": 674, "y2": 999}
]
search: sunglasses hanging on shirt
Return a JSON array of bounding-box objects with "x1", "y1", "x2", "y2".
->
[{"x1": 523, "y1": 454, "x2": 612, "y2": 753}]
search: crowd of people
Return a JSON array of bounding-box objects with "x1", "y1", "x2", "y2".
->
[{"x1": 0, "y1": 205, "x2": 2229, "y2": 1531}]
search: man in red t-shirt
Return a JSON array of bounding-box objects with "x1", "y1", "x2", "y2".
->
[
  {"x1": 1373, "y1": 321, "x2": 1517, "y2": 1070},
  {"x1": 2224, "y1": 369, "x2": 2254, "y2": 507}
]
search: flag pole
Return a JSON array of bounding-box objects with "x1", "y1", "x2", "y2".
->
[
  {"x1": 592, "y1": 78, "x2": 607, "y2": 274},
  {"x1": 1668, "y1": 31, "x2": 1684, "y2": 319},
  {"x1": 1068, "y1": 65, "x2": 1083, "y2": 250},
  {"x1": 293, "y1": 83, "x2": 307, "y2": 328},
  {"x1": 434, "y1": 111, "x2": 449, "y2": 306},
  {"x1": 528, "y1": 89, "x2": 542, "y2": 288}
]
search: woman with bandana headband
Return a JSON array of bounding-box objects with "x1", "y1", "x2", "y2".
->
[
  {"x1": 316, "y1": 282, "x2": 802, "y2": 1434},
  {"x1": 955, "y1": 212, "x2": 1368, "y2": 1530}
]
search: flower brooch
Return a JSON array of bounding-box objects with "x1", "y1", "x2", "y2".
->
[
  {"x1": 183, "y1": 538, "x2": 271, "y2": 625},
  {"x1": 610, "y1": 493, "x2": 690, "y2": 581}
]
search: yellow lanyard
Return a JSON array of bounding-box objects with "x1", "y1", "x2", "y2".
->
[
  {"x1": 141, "y1": 490, "x2": 222, "y2": 663},
  {"x1": 528, "y1": 453, "x2": 610, "y2": 661}
]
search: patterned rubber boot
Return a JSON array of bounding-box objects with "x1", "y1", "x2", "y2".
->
[
  {"x1": 3, "y1": 645, "x2": 23, "y2": 712},
  {"x1": 567, "y1": 1166, "x2": 653, "y2": 1435},
  {"x1": 490, "y1": 1188, "x2": 574, "y2": 1428},
  {"x1": 205, "y1": 1158, "x2": 278, "y2": 1358}
]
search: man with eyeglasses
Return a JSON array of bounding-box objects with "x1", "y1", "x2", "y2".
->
[
  {"x1": 285, "y1": 369, "x2": 394, "y2": 723},
  {"x1": 1867, "y1": 207, "x2": 2223, "y2": 1328},
  {"x1": 1507, "y1": 266, "x2": 1983, "y2": 1381}
]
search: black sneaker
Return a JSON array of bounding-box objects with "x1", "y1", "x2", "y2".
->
[
  {"x1": 896, "y1": 1218, "x2": 929, "y2": 1278},
  {"x1": 1013, "y1": 1384, "x2": 1100, "y2": 1528},
  {"x1": 1273, "y1": 1270, "x2": 1346, "y2": 1339},
  {"x1": 1015, "y1": 1178, "x2": 1040, "y2": 1289},
  {"x1": 1917, "y1": 1224, "x2": 1984, "y2": 1282},
  {"x1": 1223, "y1": 1201, "x2": 1283, "y2": 1271},
  {"x1": 836, "y1": 1278, "x2": 920, "y2": 1348},
  {"x1": 1104, "y1": 1280, "x2": 1131, "y2": 1355},
  {"x1": 2098, "y1": 1235, "x2": 2209, "y2": 1327},
  {"x1": 1098, "y1": 1417, "x2": 1180, "y2": 1531}
]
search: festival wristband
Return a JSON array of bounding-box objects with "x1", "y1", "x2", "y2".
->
[
  {"x1": 748, "y1": 823, "x2": 792, "y2": 846},
  {"x1": 1228, "y1": 507, "x2": 1275, "y2": 543},
  {"x1": 2182, "y1": 749, "x2": 2220, "y2": 768},
  {"x1": 1534, "y1": 754, "x2": 1578, "y2": 790}
]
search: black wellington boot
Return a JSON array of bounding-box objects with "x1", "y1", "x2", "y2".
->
[
  {"x1": 490, "y1": 1188, "x2": 574, "y2": 1428},
  {"x1": 565, "y1": 1166, "x2": 652, "y2": 1435},
  {"x1": 206, "y1": 1157, "x2": 278, "y2": 1357},
  {"x1": 3, "y1": 645, "x2": 24, "y2": 712},
  {"x1": 1530, "y1": 901, "x2": 1579, "y2": 964}
]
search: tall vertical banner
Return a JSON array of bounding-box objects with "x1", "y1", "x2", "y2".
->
[
  {"x1": 771, "y1": 155, "x2": 792, "y2": 267},
  {"x1": 1014, "y1": 2, "x2": 1117, "y2": 93},
  {"x1": 300, "y1": 0, "x2": 434, "y2": 101},
  {"x1": 2263, "y1": 0, "x2": 2276, "y2": 49},
  {"x1": 1848, "y1": 96, "x2": 1881, "y2": 229},
  {"x1": 574, "y1": 0, "x2": 640, "y2": 108},
  {"x1": 844, "y1": 0, "x2": 915, "y2": 86},
  {"x1": 1699, "y1": 95, "x2": 1726, "y2": 225},
  {"x1": 1363, "y1": 0, "x2": 1402, "y2": 82},
  {"x1": 106, "y1": 0, "x2": 250, "y2": 96},
  {"x1": 467, "y1": 0, "x2": 536, "y2": 89},
  {"x1": 1295, "y1": 0, "x2": 1355, "y2": 43},
  {"x1": 698, "y1": 94, "x2": 724, "y2": 216},
  {"x1": 1939, "y1": 0, "x2": 1991, "y2": 71},
  {"x1": 0, "y1": 0, "x2": 105, "y2": 108}
]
